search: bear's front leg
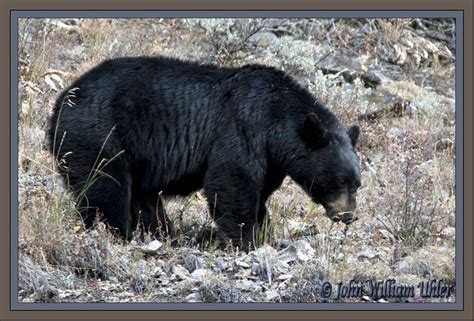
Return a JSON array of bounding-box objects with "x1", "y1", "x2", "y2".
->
[
  {"x1": 131, "y1": 193, "x2": 175, "y2": 240},
  {"x1": 204, "y1": 163, "x2": 262, "y2": 250}
]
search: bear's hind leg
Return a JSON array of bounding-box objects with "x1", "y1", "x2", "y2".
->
[{"x1": 75, "y1": 167, "x2": 134, "y2": 239}]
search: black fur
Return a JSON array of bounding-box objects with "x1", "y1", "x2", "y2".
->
[{"x1": 49, "y1": 56, "x2": 361, "y2": 248}]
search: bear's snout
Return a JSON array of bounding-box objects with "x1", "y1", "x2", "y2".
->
[
  {"x1": 329, "y1": 211, "x2": 357, "y2": 224},
  {"x1": 323, "y1": 192, "x2": 358, "y2": 224},
  {"x1": 338, "y1": 212, "x2": 358, "y2": 224}
]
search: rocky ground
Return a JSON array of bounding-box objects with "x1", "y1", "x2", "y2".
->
[{"x1": 18, "y1": 18, "x2": 456, "y2": 303}]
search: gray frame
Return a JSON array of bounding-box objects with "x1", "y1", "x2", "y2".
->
[{"x1": 11, "y1": 10, "x2": 464, "y2": 311}]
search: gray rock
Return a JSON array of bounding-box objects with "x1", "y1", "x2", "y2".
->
[
  {"x1": 276, "y1": 274, "x2": 293, "y2": 281},
  {"x1": 439, "y1": 226, "x2": 455, "y2": 239},
  {"x1": 183, "y1": 253, "x2": 205, "y2": 273},
  {"x1": 235, "y1": 259, "x2": 251, "y2": 269},
  {"x1": 215, "y1": 257, "x2": 228, "y2": 271},
  {"x1": 265, "y1": 289, "x2": 280, "y2": 301},
  {"x1": 251, "y1": 262, "x2": 261, "y2": 275},
  {"x1": 190, "y1": 268, "x2": 211, "y2": 281},
  {"x1": 279, "y1": 240, "x2": 315, "y2": 263},
  {"x1": 184, "y1": 293, "x2": 202, "y2": 302},
  {"x1": 171, "y1": 264, "x2": 190, "y2": 281},
  {"x1": 140, "y1": 240, "x2": 163, "y2": 254},
  {"x1": 392, "y1": 260, "x2": 410, "y2": 274},
  {"x1": 317, "y1": 53, "x2": 383, "y2": 88},
  {"x1": 236, "y1": 279, "x2": 257, "y2": 292},
  {"x1": 254, "y1": 245, "x2": 285, "y2": 284},
  {"x1": 357, "y1": 247, "x2": 380, "y2": 261},
  {"x1": 388, "y1": 127, "x2": 404, "y2": 137},
  {"x1": 287, "y1": 219, "x2": 319, "y2": 236},
  {"x1": 249, "y1": 31, "x2": 280, "y2": 48}
]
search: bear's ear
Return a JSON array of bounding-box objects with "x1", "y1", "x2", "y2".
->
[
  {"x1": 347, "y1": 125, "x2": 360, "y2": 147},
  {"x1": 301, "y1": 113, "x2": 329, "y2": 148}
]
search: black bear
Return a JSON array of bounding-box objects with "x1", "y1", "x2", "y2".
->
[{"x1": 49, "y1": 56, "x2": 361, "y2": 248}]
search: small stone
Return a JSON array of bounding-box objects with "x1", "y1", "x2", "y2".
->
[
  {"x1": 215, "y1": 258, "x2": 227, "y2": 271},
  {"x1": 439, "y1": 226, "x2": 455, "y2": 239},
  {"x1": 152, "y1": 266, "x2": 163, "y2": 277},
  {"x1": 20, "y1": 101, "x2": 30, "y2": 117},
  {"x1": 278, "y1": 247, "x2": 297, "y2": 264},
  {"x1": 190, "y1": 268, "x2": 211, "y2": 281},
  {"x1": 172, "y1": 264, "x2": 190, "y2": 281},
  {"x1": 237, "y1": 279, "x2": 255, "y2": 292},
  {"x1": 184, "y1": 293, "x2": 201, "y2": 302},
  {"x1": 50, "y1": 20, "x2": 79, "y2": 31},
  {"x1": 357, "y1": 247, "x2": 380, "y2": 261},
  {"x1": 265, "y1": 289, "x2": 280, "y2": 301},
  {"x1": 249, "y1": 31, "x2": 280, "y2": 47},
  {"x1": 251, "y1": 262, "x2": 261, "y2": 275},
  {"x1": 277, "y1": 274, "x2": 293, "y2": 281},
  {"x1": 279, "y1": 240, "x2": 315, "y2": 262},
  {"x1": 235, "y1": 260, "x2": 251, "y2": 268},
  {"x1": 255, "y1": 245, "x2": 279, "y2": 260},
  {"x1": 140, "y1": 240, "x2": 163, "y2": 254},
  {"x1": 287, "y1": 220, "x2": 306, "y2": 234},
  {"x1": 392, "y1": 260, "x2": 411, "y2": 274},
  {"x1": 287, "y1": 220, "x2": 319, "y2": 236},
  {"x1": 183, "y1": 254, "x2": 205, "y2": 273},
  {"x1": 388, "y1": 126, "x2": 404, "y2": 137}
]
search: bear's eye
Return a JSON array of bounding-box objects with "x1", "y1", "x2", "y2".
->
[
  {"x1": 350, "y1": 181, "x2": 361, "y2": 194},
  {"x1": 341, "y1": 177, "x2": 353, "y2": 186},
  {"x1": 355, "y1": 179, "x2": 362, "y2": 188}
]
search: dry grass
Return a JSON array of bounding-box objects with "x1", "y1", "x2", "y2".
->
[{"x1": 17, "y1": 18, "x2": 456, "y2": 303}]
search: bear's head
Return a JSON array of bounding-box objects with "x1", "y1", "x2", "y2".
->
[{"x1": 290, "y1": 112, "x2": 361, "y2": 224}]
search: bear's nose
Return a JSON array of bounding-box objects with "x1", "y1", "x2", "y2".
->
[{"x1": 338, "y1": 212, "x2": 357, "y2": 224}]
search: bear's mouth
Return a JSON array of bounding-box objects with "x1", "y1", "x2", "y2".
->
[{"x1": 329, "y1": 211, "x2": 358, "y2": 224}]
